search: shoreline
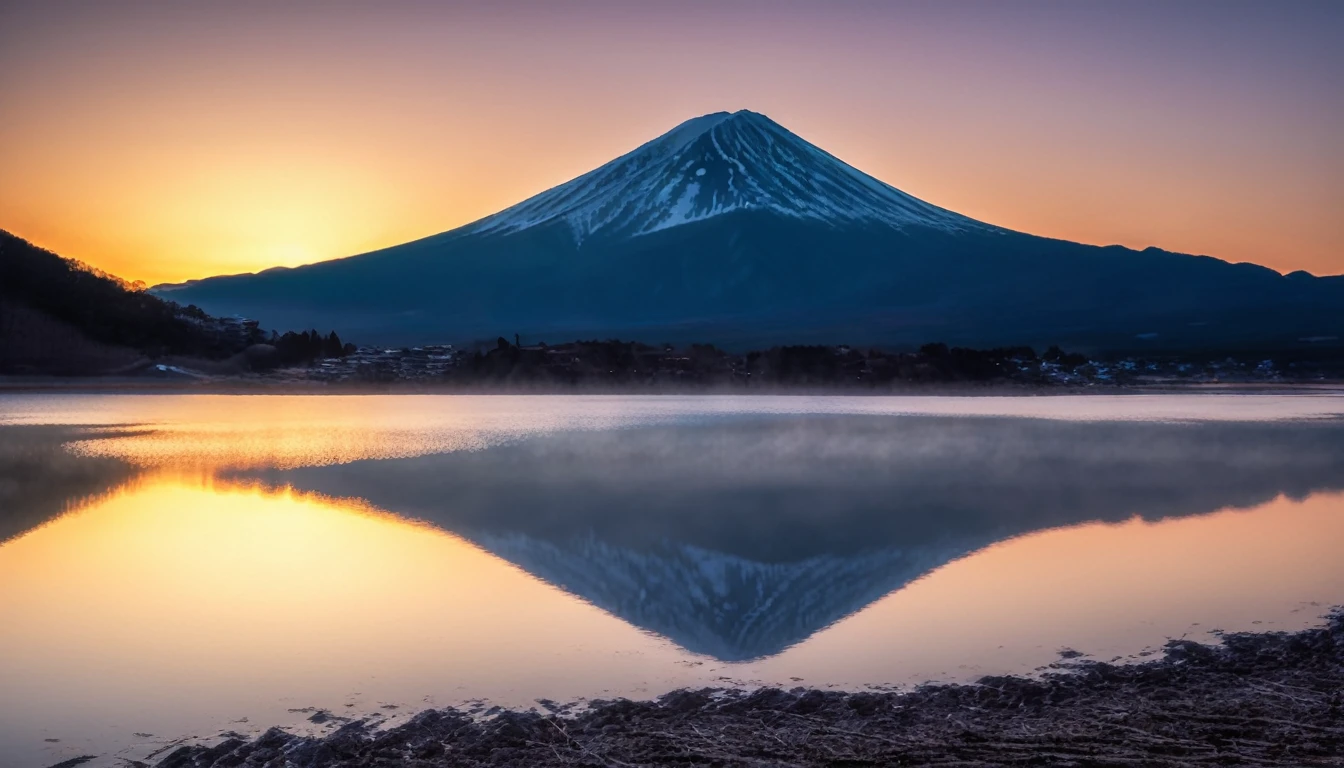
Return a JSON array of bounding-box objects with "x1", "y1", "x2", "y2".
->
[
  {"x1": 4, "y1": 376, "x2": 1344, "y2": 397},
  {"x1": 145, "y1": 611, "x2": 1343, "y2": 768}
]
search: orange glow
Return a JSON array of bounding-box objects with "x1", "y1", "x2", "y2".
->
[{"x1": 0, "y1": 477, "x2": 681, "y2": 716}]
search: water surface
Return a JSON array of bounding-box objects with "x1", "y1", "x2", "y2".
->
[{"x1": 2, "y1": 394, "x2": 1342, "y2": 767}]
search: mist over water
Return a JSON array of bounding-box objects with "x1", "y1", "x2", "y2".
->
[{"x1": 1, "y1": 394, "x2": 1342, "y2": 767}]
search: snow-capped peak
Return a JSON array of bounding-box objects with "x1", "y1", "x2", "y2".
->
[{"x1": 464, "y1": 110, "x2": 988, "y2": 242}]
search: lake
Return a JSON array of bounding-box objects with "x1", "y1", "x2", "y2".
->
[{"x1": 2, "y1": 394, "x2": 1343, "y2": 768}]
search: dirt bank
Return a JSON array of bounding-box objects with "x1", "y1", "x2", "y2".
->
[{"x1": 148, "y1": 611, "x2": 1344, "y2": 767}]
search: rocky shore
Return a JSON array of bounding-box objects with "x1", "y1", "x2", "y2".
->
[{"x1": 146, "y1": 612, "x2": 1344, "y2": 768}]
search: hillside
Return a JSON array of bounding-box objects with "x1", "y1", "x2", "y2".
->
[
  {"x1": 0, "y1": 230, "x2": 262, "y2": 374},
  {"x1": 154, "y1": 111, "x2": 1344, "y2": 351}
]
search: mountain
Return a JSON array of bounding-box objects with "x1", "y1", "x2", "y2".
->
[{"x1": 153, "y1": 110, "x2": 1344, "y2": 349}]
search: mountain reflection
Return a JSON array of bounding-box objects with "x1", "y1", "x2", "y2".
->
[{"x1": 243, "y1": 415, "x2": 1344, "y2": 661}]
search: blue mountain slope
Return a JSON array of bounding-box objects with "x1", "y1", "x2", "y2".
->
[{"x1": 154, "y1": 111, "x2": 1344, "y2": 348}]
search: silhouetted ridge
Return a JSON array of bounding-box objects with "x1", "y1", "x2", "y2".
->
[
  {"x1": 0, "y1": 230, "x2": 358, "y2": 374},
  {"x1": 0, "y1": 230, "x2": 250, "y2": 369}
]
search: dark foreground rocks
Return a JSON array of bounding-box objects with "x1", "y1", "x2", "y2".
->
[{"x1": 156, "y1": 613, "x2": 1343, "y2": 767}]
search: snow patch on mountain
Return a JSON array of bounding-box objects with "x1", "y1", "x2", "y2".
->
[{"x1": 464, "y1": 110, "x2": 991, "y2": 243}]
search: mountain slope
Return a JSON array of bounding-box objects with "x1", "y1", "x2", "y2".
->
[{"x1": 154, "y1": 111, "x2": 1344, "y2": 349}]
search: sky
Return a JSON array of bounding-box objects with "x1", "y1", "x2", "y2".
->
[{"x1": 0, "y1": 0, "x2": 1340, "y2": 285}]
